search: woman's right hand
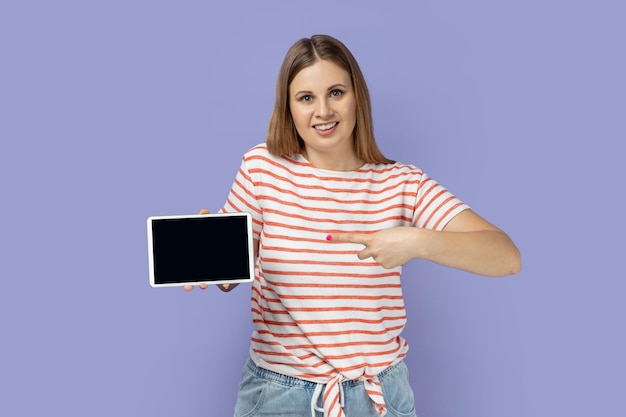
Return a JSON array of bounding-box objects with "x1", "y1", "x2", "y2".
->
[{"x1": 183, "y1": 208, "x2": 237, "y2": 293}]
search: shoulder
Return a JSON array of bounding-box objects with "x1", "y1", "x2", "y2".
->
[
  {"x1": 241, "y1": 143, "x2": 279, "y2": 164},
  {"x1": 240, "y1": 143, "x2": 303, "y2": 171},
  {"x1": 242, "y1": 143, "x2": 271, "y2": 159},
  {"x1": 360, "y1": 161, "x2": 427, "y2": 180}
]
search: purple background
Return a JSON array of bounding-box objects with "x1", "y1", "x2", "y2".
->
[{"x1": 1, "y1": 1, "x2": 624, "y2": 416}]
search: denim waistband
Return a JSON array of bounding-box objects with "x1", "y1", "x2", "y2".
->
[{"x1": 244, "y1": 357, "x2": 403, "y2": 388}]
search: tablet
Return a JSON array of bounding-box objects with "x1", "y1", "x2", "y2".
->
[{"x1": 147, "y1": 212, "x2": 255, "y2": 288}]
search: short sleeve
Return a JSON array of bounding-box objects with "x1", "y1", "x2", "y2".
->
[{"x1": 412, "y1": 172, "x2": 469, "y2": 231}]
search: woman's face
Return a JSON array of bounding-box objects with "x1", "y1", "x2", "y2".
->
[{"x1": 289, "y1": 59, "x2": 357, "y2": 169}]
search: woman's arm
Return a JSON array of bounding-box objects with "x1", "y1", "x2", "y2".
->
[
  {"x1": 417, "y1": 209, "x2": 521, "y2": 276},
  {"x1": 329, "y1": 209, "x2": 521, "y2": 277}
]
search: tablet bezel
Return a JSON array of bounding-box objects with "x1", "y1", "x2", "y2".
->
[{"x1": 146, "y1": 212, "x2": 255, "y2": 288}]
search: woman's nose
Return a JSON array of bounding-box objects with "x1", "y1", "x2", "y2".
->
[{"x1": 315, "y1": 99, "x2": 333, "y2": 118}]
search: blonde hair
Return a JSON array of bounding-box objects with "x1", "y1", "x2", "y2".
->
[{"x1": 266, "y1": 34, "x2": 394, "y2": 164}]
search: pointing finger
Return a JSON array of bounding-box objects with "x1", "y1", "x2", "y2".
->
[{"x1": 327, "y1": 232, "x2": 371, "y2": 245}]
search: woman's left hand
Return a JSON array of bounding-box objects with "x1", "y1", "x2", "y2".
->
[{"x1": 329, "y1": 227, "x2": 419, "y2": 269}]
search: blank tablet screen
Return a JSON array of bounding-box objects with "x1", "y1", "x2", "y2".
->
[{"x1": 147, "y1": 213, "x2": 254, "y2": 287}]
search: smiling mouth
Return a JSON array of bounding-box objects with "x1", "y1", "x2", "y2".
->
[{"x1": 313, "y1": 122, "x2": 338, "y2": 131}]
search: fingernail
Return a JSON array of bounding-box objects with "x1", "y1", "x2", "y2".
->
[{"x1": 325, "y1": 234, "x2": 332, "y2": 241}]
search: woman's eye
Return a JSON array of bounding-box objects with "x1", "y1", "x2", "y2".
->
[
  {"x1": 330, "y1": 90, "x2": 343, "y2": 97},
  {"x1": 300, "y1": 95, "x2": 313, "y2": 103}
]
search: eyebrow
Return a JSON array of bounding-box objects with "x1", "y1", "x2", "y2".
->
[{"x1": 293, "y1": 83, "x2": 349, "y2": 96}]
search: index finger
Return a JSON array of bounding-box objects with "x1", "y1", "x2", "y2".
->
[{"x1": 327, "y1": 232, "x2": 371, "y2": 245}]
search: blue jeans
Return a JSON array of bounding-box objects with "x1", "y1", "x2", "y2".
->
[{"x1": 233, "y1": 358, "x2": 417, "y2": 417}]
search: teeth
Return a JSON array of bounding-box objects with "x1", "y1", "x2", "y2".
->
[{"x1": 314, "y1": 122, "x2": 337, "y2": 130}]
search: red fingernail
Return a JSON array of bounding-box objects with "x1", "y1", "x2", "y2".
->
[{"x1": 326, "y1": 234, "x2": 332, "y2": 241}]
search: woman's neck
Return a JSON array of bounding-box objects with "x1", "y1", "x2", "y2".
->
[{"x1": 301, "y1": 148, "x2": 363, "y2": 172}]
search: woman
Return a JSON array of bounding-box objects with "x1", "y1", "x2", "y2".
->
[{"x1": 188, "y1": 34, "x2": 521, "y2": 417}]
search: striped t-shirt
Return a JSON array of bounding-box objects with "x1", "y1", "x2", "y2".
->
[{"x1": 220, "y1": 143, "x2": 468, "y2": 416}]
